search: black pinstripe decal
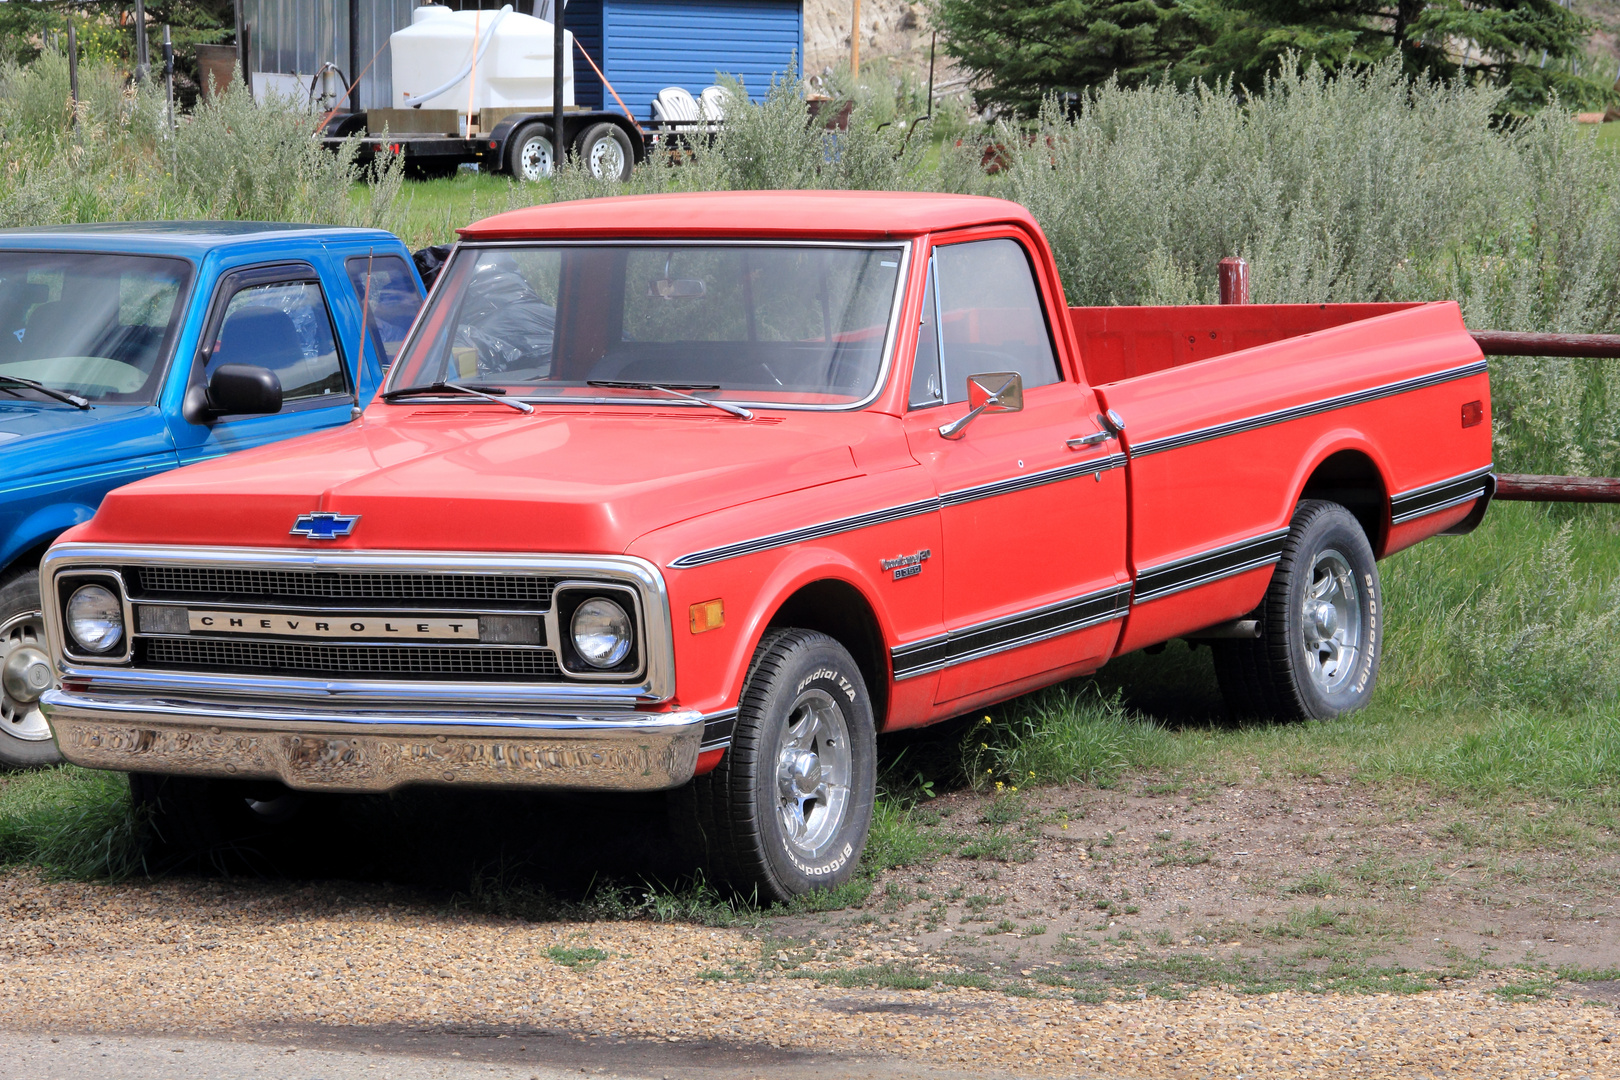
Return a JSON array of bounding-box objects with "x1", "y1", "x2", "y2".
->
[
  {"x1": 890, "y1": 581, "x2": 1133, "y2": 681},
  {"x1": 1132, "y1": 529, "x2": 1290, "y2": 604},
  {"x1": 699, "y1": 708, "x2": 739, "y2": 752},
  {"x1": 1129, "y1": 361, "x2": 1488, "y2": 458},
  {"x1": 1389, "y1": 465, "x2": 1494, "y2": 524},
  {"x1": 670, "y1": 455, "x2": 1124, "y2": 569}
]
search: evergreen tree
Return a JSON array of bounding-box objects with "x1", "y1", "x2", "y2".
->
[
  {"x1": 1199, "y1": 0, "x2": 1604, "y2": 110},
  {"x1": 932, "y1": 0, "x2": 1611, "y2": 114},
  {"x1": 930, "y1": 0, "x2": 1213, "y2": 113}
]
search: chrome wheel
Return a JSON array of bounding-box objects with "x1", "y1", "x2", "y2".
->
[
  {"x1": 517, "y1": 135, "x2": 553, "y2": 181},
  {"x1": 774, "y1": 688, "x2": 852, "y2": 861},
  {"x1": 587, "y1": 134, "x2": 625, "y2": 180},
  {"x1": 0, "y1": 609, "x2": 53, "y2": 742},
  {"x1": 1301, "y1": 549, "x2": 1360, "y2": 695}
]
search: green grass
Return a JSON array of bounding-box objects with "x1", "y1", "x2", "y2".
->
[
  {"x1": 364, "y1": 170, "x2": 535, "y2": 248},
  {"x1": 545, "y1": 945, "x2": 610, "y2": 969},
  {"x1": 0, "y1": 767, "x2": 146, "y2": 880}
]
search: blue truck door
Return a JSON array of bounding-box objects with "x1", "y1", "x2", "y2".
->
[{"x1": 171, "y1": 260, "x2": 361, "y2": 466}]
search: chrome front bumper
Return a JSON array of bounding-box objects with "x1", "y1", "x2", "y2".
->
[{"x1": 41, "y1": 690, "x2": 703, "y2": 793}]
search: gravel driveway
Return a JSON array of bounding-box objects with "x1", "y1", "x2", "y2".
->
[{"x1": 2, "y1": 869, "x2": 1616, "y2": 1078}]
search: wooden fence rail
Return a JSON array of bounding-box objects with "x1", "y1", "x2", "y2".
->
[
  {"x1": 1212, "y1": 256, "x2": 1620, "y2": 506},
  {"x1": 1470, "y1": 332, "x2": 1620, "y2": 503}
]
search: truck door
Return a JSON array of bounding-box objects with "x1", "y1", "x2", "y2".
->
[
  {"x1": 902, "y1": 236, "x2": 1130, "y2": 704},
  {"x1": 171, "y1": 263, "x2": 361, "y2": 465}
]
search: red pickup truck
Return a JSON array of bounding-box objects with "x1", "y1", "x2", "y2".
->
[{"x1": 38, "y1": 193, "x2": 1492, "y2": 900}]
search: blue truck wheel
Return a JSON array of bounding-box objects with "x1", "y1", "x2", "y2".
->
[{"x1": 0, "y1": 571, "x2": 63, "y2": 769}]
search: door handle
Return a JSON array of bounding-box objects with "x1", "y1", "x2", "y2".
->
[{"x1": 1066, "y1": 430, "x2": 1112, "y2": 450}]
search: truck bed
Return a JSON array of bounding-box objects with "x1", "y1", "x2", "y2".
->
[
  {"x1": 1069, "y1": 302, "x2": 1422, "y2": 386},
  {"x1": 1066, "y1": 301, "x2": 1491, "y2": 653}
]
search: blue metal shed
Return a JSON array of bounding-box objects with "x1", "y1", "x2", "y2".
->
[
  {"x1": 565, "y1": 0, "x2": 803, "y2": 120},
  {"x1": 241, "y1": 0, "x2": 801, "y2": 120}
]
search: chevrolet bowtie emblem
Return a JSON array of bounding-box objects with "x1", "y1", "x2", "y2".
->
[{"x1": 290, "y1": 512, "x2": 361, "y2": 540}]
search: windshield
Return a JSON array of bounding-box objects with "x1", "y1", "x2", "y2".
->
[
  {"x1": 388, "y1": 243, "x2": 906, "y2": 408},
  {"x1": 0, "y1": 252, "x2": 191, "y2": 405}
]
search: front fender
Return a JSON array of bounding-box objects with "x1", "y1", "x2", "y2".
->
[
  {"x1": 0, "y1": 502, "x2": 95, "y2": 579},
  {"x1": 710, "y1": 546, "x2": 899, "y2": 714}
]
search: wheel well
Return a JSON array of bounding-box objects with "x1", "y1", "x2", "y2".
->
[
  {"x1": 1300, "y1": 450, "x2": 1388, "y2": 553},
  {"x1": 766, "y1": 579, "x2": 890, "y2": 727},
  {"x1": 0, "y1": 539, "x2": 51, "y2": 588}
]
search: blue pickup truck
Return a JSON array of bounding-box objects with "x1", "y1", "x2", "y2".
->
[{"x1": 0, "y1": 222, "x2": 425, "y2": 767}]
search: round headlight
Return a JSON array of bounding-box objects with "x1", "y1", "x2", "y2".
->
[
  {"x1": 571, "y1": 597, "x2": 632, "y2": 669},
  {"x1": 67, "y1": 584, "x2": 124, "y2": 655}
]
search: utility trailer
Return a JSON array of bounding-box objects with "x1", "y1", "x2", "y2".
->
[{"x1": 321, "y1": 106, "x2": 651, "y2": 182}]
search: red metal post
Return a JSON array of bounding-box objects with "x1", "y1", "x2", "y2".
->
[{"x1": 1218, "y1": 257, "x2": 1249, "y2": 305}]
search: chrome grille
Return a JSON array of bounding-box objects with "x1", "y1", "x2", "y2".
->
[
  {"x1": 140, "y1": 638, "x2": 562, "y2": 679},
  {"x1": 133, "y1": 567, "x2": 553, "y2": 606}
]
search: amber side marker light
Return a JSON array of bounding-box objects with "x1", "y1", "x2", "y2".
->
[
  {"x1": 689, "y1": 599, "x2": 725, "y2": 634},
  {"x1": 1462, "y1": 400, "x2": 1484, "y2": 428}
]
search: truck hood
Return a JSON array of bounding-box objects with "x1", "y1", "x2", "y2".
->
[
  {"x1": 0, "y1": 404, "x2": 172, "y2": 490},
  {"x1": 84, "y1": 406, "x2": 867, "y2": 555}
]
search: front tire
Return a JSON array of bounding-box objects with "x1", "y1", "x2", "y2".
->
[
  {"x1": 686, "y1": 629, "x2": 876, "y2": 903},
  {"x1": 0, "y1": 569, "x2": 63, "y2": 769},
  {"x1": 1213, "y1": 500, "x2": 1382, "y2": 721}
]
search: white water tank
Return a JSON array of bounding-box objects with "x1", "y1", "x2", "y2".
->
[{"x1": 390, "y1": 5, "x2": 575, "y2": 113}]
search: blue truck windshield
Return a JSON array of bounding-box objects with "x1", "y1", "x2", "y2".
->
[{"x1": 0, "y1": 252, "x2": 192, "y2": 405}]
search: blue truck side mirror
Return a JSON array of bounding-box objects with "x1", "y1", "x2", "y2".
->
[{"x1": 186, "y1": 363, "x2": 283, "y2": 421}]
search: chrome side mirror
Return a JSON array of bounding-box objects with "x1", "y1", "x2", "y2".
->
[{"x1": 938, "y1": 371, "x2": 1023, "y2": 440}]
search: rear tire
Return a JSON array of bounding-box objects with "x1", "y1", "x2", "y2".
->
[
  {"x1": 0, "y1": 569, "x2": 62, "y2": 770},
  {"x1": 575, "y1": 122, "x2": 635, "y2": 183},
  {"x1": 507, "y1": 122, "x2": 555, "y2": 181},
  {"x1": 679, "y1": 629, "x2": 876, "y2": 903},
  {"x1": 1213, "y1": 500, "x2": 1381, "y2": 721}
]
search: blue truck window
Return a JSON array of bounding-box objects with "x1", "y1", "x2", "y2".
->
[
  {"x1": 345, "y1": 255, "x2": 421, "y2": 368},
  {"x1": 0, "y1": 252, "x2": 191, "y2": 405},
  {"x1": 207, "y1": 282, "x2": 348, "y2": 404}
]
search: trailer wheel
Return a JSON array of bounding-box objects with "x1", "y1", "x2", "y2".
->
[
  {"x1": 576, "y1": 122, "x2": 635, "y2": 183},
  {"x1": 1212, "y1": 500, "x2": 1382, "y2": 722},
  {"x1": 677, "y1": 629, "x2": 876, "y2": 903},
  {"x1": 507, "y1": 122, "x2": 555, "y2": 181},
  {"x1": 0, "y1": 569, "x2": 62, "y2": 770}
]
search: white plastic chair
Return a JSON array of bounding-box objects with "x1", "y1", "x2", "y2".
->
[
  {"x1": 651, "y1": 86, "x2": 701, "y2": 127},
  {"x1": 699, "y1": 85, "x2": 731, "y2": 124}
]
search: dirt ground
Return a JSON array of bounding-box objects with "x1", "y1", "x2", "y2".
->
[
  {"x1": 2, "y1": 776, "x2": 1619, "y2": 1077},
  {"x1": 785, "y1": 779, "x2": 1620, "y2": 985}
]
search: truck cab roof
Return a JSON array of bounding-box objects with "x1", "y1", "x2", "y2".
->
[
  {"x1": 0, "y1": 222, "x2": 402, "y2": 258},
  {"x1": 461, "y1": 191, "x2": 1045, "y2": 242}
]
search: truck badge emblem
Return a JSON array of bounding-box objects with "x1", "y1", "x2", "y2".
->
[
  {"x1": 880, "y1": 549, "x2": 931, "y2": 580},
  {"x1": 291, "y1": 512, "x2": 361, "y2": 540}
]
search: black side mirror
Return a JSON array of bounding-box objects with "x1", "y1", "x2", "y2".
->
[{"x1": 205, "y1": 364, "x2": 282, "y2": 417}]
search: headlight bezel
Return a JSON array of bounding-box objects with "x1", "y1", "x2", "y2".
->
[
  {"x1": 54, "y1": 570, "x2": 133, "y2": 664},
  {"x1": 553, "y1": 582, "x2": 643, "y2": 679}
]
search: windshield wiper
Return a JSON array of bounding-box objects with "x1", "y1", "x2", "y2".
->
[
  {"x1": 382, "y1": 381, "x2": 534, "y2": 414},
  {"x1": 0, "y1": 375, "x2": 90, "y2": 410},
  {"x1": 587, "y1": 380, "x2": 754, "y2": 421}
]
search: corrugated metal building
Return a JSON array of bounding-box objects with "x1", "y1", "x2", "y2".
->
[
  {"x1": 567, "y1": 0, "x2": 802, "y2": 120},
  {"x1": 241, "y1": 0, "x2": 802, "y2": 118}
]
